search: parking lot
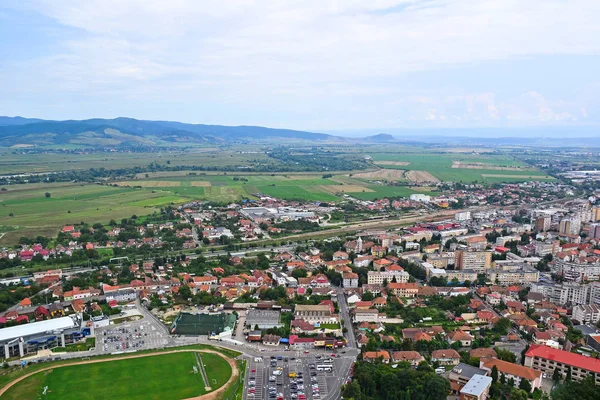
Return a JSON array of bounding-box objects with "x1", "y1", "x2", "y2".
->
[
  {"x1": 244, "y1": 350, "x2": 352, "y2": 400},
  {"x1": 94, "y1": 318, "x2": 171, "y2": 355}
]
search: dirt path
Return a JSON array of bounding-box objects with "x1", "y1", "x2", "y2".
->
[{"x1": 0, "y1": 349, "x2": 238, "y2": 400}]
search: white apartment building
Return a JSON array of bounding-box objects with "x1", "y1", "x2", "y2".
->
[
  {"x1": 534, "y1": 241, "x2": 555, "y2": 257},
  {"x1": 446, "y1": 269, "x2": 478, "y2": 283},
  {"x1": 559, "y1": 217, "x2": 581, "y2": 236},
  {"x1": 367, "y1": 270, "x2": 409, "y2": 285},
  {"x1": 557, "y1": 260, "x2": 600, "y2": 283},
  {"x1": 572, "y1": 304, "x2": 600, "y2": 324},
  {"x1": 530, "y1": 282, "x2": 590, "y2": 306},
  {"x1": 486, "y1": 268, "x2": 539, "y2": 286}
]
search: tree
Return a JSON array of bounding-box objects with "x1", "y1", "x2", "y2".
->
[
  {"x1": 551, "y1": 376, "x2": 600, "y2": 400},
  {"x1": 291, "y1": 269, "x2": 308, "y2": 279},
  {"x1": 552, "y1": 367, "x2": 560, "y2": 383},
  {"x1": 178, "y1": 285, "x2": 192, "y2": 300},
  {"x1": 519, "y1": 377, "x2": 532, "y2": 393},
  {"x1": 566, "y1": 366, "x2": 572, "y2": 382},
  {"x1": 510, "y1": 388, "x2": 528, "y2": 400},
  {"x1": 491, "y1": 365, "x2": 499, "y2": 383},
  {"x1": 44, "y1": 192, "x2": 51, "y2": 198},
  {"x1": 493, "y1": 317, "x2": 511, "y2": 335},
  {"x1": 362, "y1": 291, "x2": 374, "y2": 301}
]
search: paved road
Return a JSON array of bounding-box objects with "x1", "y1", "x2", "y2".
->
[
  {"x1": 336, "y1": 287, "x2": 357, "y2": 349},
  {"x1": 473, "y1": 293, "x2": 528, "y2": 362}
]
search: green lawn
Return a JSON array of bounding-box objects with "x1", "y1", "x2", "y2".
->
[
  {"x1": 319, "y1": 323, "x2": 340, "y2": 329},
  {"x1": 52, "y1": 337, "x2": 96, "y2": 353},
  {"x1": 2, "y1": 351, "x2": 232, "y2": 400}
]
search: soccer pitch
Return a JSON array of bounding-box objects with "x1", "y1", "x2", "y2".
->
[{"x1": 2, "y1": 351, "x2": 232, "y2": 400}]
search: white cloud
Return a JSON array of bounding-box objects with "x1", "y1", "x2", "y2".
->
[{"x1": 2, "y1": 0, "x2": 599, "y2": 127}]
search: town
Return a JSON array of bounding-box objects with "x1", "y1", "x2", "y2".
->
[
  {"x1": 0, "y1": 184, "x2": 599, "y2": 400},
  {"x1": 1, "y1": 2, "x2": 599, "y2": 399}
]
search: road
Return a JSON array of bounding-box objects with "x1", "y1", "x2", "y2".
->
[
  {"x1": 473, "y1": 293, "x2": 528, "y2": 362},
  {"x1": 336, "y1": 287, "x2": 357, "y2": 349}
]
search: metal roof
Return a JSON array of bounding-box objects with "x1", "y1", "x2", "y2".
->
[{"x1": 0, "y1": 316, "x2": 76, "y2": 342}]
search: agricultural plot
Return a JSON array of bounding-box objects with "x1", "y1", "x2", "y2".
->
[
  {"x1": 116, "y1": 174, "x2": 345, "y2": 202},
  {"x1": 1, "y1": 351, "x2": 232, "y2": 400},
  {"x1": 369, "y1": 152, "x2": 551, "y2": 183},
  {"x1": 350, "y1": 185, "x2": 436, "y2": 201},
  {"x1": 0, "y1": 146, "x2": 274, "y2": 174},
  {"x1": 0, "y1": 183, "x2": 189, "y2": 245}
]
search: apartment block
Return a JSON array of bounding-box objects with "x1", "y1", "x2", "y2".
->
[
  {"x1": 524, "y1": 345, "x2": 600, "y2": 384},
  {"x1": 572, "y1": 304, "x2": 600, "y2": 324},
  {"x1": 455, "y1": 251, "x2": 492, "y2": 271},
  {"x1": 367, "y1": 270, "x2": 409, "y2": 285}
]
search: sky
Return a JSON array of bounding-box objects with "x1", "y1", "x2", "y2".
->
[{"x1": 1, "y1": 0, "x2": 600, "y2": 132}]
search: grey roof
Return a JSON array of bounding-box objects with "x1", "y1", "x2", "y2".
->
[
  {"x1": 460, "y1": 374, "x2": 492, "y2": 397},
  {"x1": 246, "y1": 309, "x2": 281, "y2": 323},
  {"x1": 451, "y1": 363, "x2": 487, "y2": 379}
]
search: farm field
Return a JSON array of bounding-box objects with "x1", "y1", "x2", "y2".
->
[
  {"x1": 0, "y1": 146, "x2": 275, "y2": 174},
  {"x1": 0, "y1": 183, "x2": 189, "y2": 245},
  {"x1": 350, "y1": 185, "x2": 436, "y2": 201},
  {"x1": 115, "y1": 174, "x2": 352, "y2": 202},
  {"x1": 1, "y1": 351, "x2": 232, "y2": 400},
  {"x1": 368, "y1": 152, "x2": 553, "y2": 182}
]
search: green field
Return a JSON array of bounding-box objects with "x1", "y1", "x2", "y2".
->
[
  {"x1": 2, "y1": 351, "x2": 232, "y2": 400},
  {"x1": 350, "y1": 185, "x2": 435, "y2": 201},
  {"x1": 0, "y1": 182, "x2": 191, "y2": 245},
  {"x1": 117, "y1": 174, "x2": 347, "y2": 202},
  {"x1": 0, "y1": 146, "x2": 275, "y2": 174},
  {"x1": 369, "y1": 152, "x2": 553, "y2": 182}
]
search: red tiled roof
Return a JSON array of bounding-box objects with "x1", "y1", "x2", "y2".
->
[
  {"x1": 432, "y1": 349, "x2": 460, "y2": 359},
  {"x1": 364, "y1": 350, "x2": 390, "y2": 360},
  {"x1": 525, "y1": 344, "x2": 600, "y2": 374},
  {"x1": 482, "y1": 358, "x2": 541, "y2": 381}
]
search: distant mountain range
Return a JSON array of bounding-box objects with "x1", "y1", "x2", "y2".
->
[
  {"x1": 1, "y1": 116, "x2": 598, "y2": 148},
  {"x1": 0, "y1": 116, "x2": 335, "y2": 147}
]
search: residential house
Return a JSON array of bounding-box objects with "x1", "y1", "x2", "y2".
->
[
  {"x1": 33, "y1": 306, "x2": 49, "y2": 321},
  {"x1": 448, "y1": 331, "x2": 474, "y2": 347},
  {"x1": 391, "y1": 351, "x2": 424, "y2": 367},
  {"x1": 432, "y1": 349, "x2": 461, "y2": 366},
  {"x1": 363, "y1": 350, "x2": 390, "y2": 363}
]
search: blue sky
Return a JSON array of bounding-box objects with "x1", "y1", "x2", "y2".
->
[{"x1": 1, "y1": 1, "x2": 599, "y2": 132}]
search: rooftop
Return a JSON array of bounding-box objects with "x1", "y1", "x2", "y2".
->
[
  {"x1": 482, "y1": 358, "x2": 541, "y2": 381},
  {"x1": 0, "y1": 316, "x2": 78, "y2": 342},
  {"x1": 246, "y1": 309, "x2": 281, "y2": 323},
  {"x1": 295, "y1": 304, "x2": 331, "y2": 312},
  {"x1": 460, "y1": 374, "x2": 492, "y2": 397},
  {"x1": 451, "y1": 363, "x2": 487, "y2": 379},
  {"x1": 525, "y1": 344, "x2": 600, "y2": 374}
]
